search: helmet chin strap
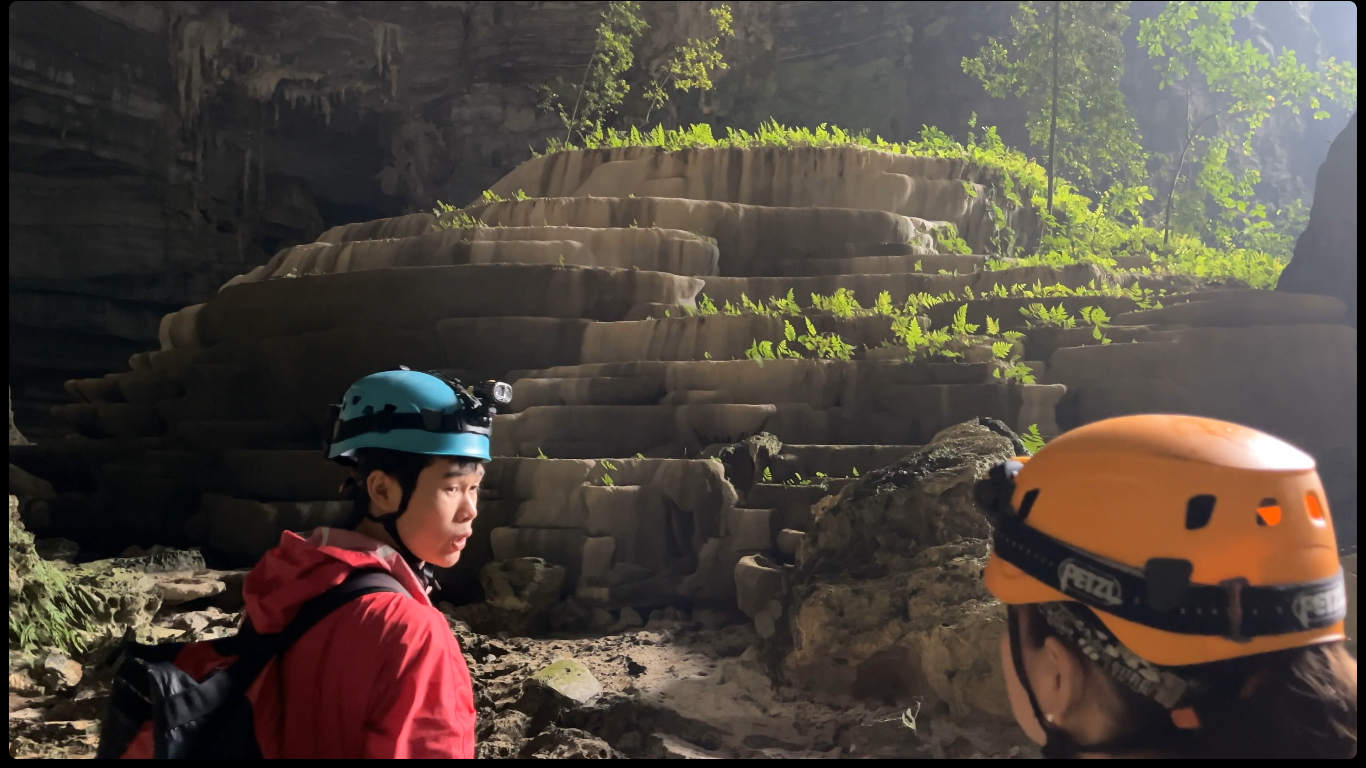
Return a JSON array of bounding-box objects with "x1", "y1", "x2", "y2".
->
[
  {"x1": 367, "y1": 496, "x2": 435, "y2": 594},
  {"x1": 1008, "y1": 607, "x2": 1159, "y2": 759}
]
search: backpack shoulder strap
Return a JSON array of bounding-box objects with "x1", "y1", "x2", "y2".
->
[
  {"x1": 226, "y1": 569, "x2": 410, "y2": 686},
  {"x1": 277, "y1": 569, "x2": 411, "y2": 650}
]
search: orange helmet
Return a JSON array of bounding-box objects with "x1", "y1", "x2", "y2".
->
[{"x1": 982, "y1": 414, "x2": 1346, "y2": 667}]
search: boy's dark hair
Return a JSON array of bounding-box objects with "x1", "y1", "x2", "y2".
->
[{"x1": 341, "y1": 448, "x2": 482, "y2": 528}]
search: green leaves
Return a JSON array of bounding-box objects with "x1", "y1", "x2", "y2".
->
[
  {"x1": 950, "y1": 304, "x2": 980, "y2": 335},
  {"x1": 963, "y1": 1, "x2": 1147, "y2": 198},
  {"x1": 1021, "y1": 424, "x2": 1047, "y2": 454},
  {"x1": 1136, "y1": 1, "x2": 1356, "y2": 247},
  {"x1": 697, "y1": 294, "x2": 719, "y2": 315},
  {"x1": 646, "y1": 5, "x2": 735, "y2": 120},
  {"x1": 1079, "y1": 305, "x2": 1112, "y2": 342},
  {"x1": 931, "y1": 223, "x2": 973, "y2": 255},
  {"x1": 431, "y1": 200, "x2": 485, "y2": 230},
  {"x1": 598, "y1": 459, "x2": 618, "y2": 486},
  {"x1": 1019, "y1": 302, "x2": 1077, "y2": 329},
  {"x1": 811, "y1": 287, "x2": 862, "y2": 319}
]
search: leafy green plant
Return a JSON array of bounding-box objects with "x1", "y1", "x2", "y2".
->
[
  {"x1": 745, "y1": 339, "x2": 777, "y2": 365},
  {"x1": 964, "y1": 1, "x2": 1146, "y2": 204},
  {"x1": 539, "y1": 1, "x2": 648, "y2": 145},
  {"x1": 599, "y1": 459, "x2": 619, "y2": 486},
  {"x1": 873, "y1": 290, "x2": 897, "y2": 317},
  {"x1": 480, "y1": 189, "x2": 530, "y2": 204},
  {"x1": 995, "y1": 360, "x2": 1038, "y2": 384},
  {"x1": 536, "y1": 447, "x2": 548, "y2": 459},
  {"x1": 643, "y1": 5, "x2": 735, "y2": 123},
  {"x1": 1021, "y1": 424, "x2": 1047, "y2": 454},
  {"x1": 1078, "y1": 305, "x2": 1113, "y2": 344},
  {"x1": 931, "y1": 223, "x2": 974, "y2": 255},
  {"x1": 536, "y1": 117, "x2": 1295, "y2": 288},
  {"x1": 811, "y1": 288, "x2": 863, "y2": 319},
  {"x1": 794, "y1": 317, "x2": 855, "y2": 361},
  {"x1": 762, "y1": 466, "x2": 774, "y2": 482},
  {"x1": 1019, "y1": 302, "x2": 1077, "y2": 329},
  {"x1": 697, "y1": 294, "x2": 719, "y2": 315},
  {"x1": 950, "y1": 304, "x2": 980, "y2": 336},
  {"x1": 431, "y1": 200, "x2": 485, "y2": 230},
  {"x1": 1137, "y1": 1, "x2": 1356, "y2": 245}
]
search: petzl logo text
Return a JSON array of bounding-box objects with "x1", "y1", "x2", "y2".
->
[
  {"x1": 1292, "y1": 582, "x2": 1347, "y2": 629},
  {"x1": 1058, "y1": 559, "x2": 1123, "y2": 606}
]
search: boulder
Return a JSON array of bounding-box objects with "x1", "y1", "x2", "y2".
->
[
  {"x1": 39, "y1": 651, "x2": 83, "y2": 692},
  {"x1": 734, "y1": 554, "x2": 784, "y2": 619},
  {"x1": 776, "y1": 529, "x2": 804, "y2": 559},
  {"x1": 1277, "y1": 112, "x2": 1356, "y2": 326},
  {"x1": 524, "y1": 659, "x2": 603, "y2": 707},
  {"x1": 778, "y1": 418, "x2": 1022, "y2": 721},
  {"x1": 472, "y1": 557, "x2": 567, "y2": 635},
  {"x1": 704, "y1": 432, "x2": 783, "y2": 498}
]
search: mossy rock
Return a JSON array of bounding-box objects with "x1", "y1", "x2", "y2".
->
[{"x1": 9, "y1": 495, "x2": 160, "y2": 655}]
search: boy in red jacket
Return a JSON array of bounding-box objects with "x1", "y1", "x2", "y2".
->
[{"x1": 121, "y1": 370, "x2": 511, "y2": 758}]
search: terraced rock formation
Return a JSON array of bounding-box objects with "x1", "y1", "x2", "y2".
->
[{"x1": 11, "y1": 146, "x2": 1357, "y2": 676}]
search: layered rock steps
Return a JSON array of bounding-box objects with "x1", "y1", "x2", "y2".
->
[
  {"x1": 225, "y1": 226, "x2": 722, "y2": 288},
  {"x1": 483, "y1": 145, "x2": 1044, "y2": 253},
  {"x1": 30, "y1": 143, "x2": 1355, "y2": 620}
]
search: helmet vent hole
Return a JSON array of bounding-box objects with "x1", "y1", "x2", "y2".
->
[
  {"x1": 1304, "y1": 492, "x2": 1327, "y2": 524},
  {"x1": 363, "y1": 405, "x2": 374, "y2": 416},
  {"x1": 1256, "y1": 499, "x2": 1281, "y2": 527},
  {"x1": 351, "y1": 395, "x2": 361, "y2": 405},
  {"x1": 1185, "y1": 495, "x2": 1216, "y2": 530},
  {"x1": 1017, "y1": 489, "x2": 1040, "y2": 520}
]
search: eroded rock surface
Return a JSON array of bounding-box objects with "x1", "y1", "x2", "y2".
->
[
  {"x1": 777, "y1": 419, "x2": 1022, "y2": 726},
  {"x1": 1277, "y1": 112, "x2": 1357, "y2": 325}
]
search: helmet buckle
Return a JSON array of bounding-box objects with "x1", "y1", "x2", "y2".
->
[
  {"x1": 372, "y1": 409, "x2": 394, "y2": 434},
  {"x1": 1143, "y1": 558, "x2": 1193, "y2": 612},
  {"x1": 1220, "y1": 577, "x2": 1251, "y2": 643},
  {"x1": 420, "y1": 408, "x2": 444, "y2": 432}
]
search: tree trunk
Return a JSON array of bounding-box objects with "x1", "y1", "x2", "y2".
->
[{"x1": 1046, "y1": 0, "x2": 1062, "y2": 218}]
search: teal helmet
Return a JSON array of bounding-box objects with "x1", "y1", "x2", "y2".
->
[{"x1": 324, "y1": 369, "x2": 512, "y2": 462}]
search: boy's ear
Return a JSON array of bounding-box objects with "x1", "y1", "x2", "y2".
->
[{"x1": 366, "y1": 471, "x2": 402, "y2": 515}]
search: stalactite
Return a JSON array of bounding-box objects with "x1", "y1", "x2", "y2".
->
[
  {"x1": 171, "y1": 9, "x2": 240, "y2": 124},
  {"x1": 374, "y1": 22, "x2": 404, "y2": 100}
]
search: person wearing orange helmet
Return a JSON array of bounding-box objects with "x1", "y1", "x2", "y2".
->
[{"x1": 977, "y1": 414, "x2": 1356, "y2": 759}]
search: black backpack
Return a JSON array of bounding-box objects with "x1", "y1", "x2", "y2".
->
[{"x1": 96, "y1": 569, "x2": 408, "y2": 759}]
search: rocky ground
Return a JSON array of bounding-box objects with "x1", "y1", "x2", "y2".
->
[{"x1": 9, "y1": 570, "x2": 1034, "y2": 759}]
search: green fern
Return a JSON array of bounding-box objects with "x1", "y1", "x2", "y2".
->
[{"x1": 1021, "y1": 424, "x2": 1046, "y2": 454}]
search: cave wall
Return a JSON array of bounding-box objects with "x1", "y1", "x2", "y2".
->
[{"x1": 8, "y1": 0, "x2": 1353, "y2": 437}]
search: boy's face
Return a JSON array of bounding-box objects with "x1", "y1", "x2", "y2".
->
[{"x1": 392, "y1": 459, "x2": 484, "y2": 568}]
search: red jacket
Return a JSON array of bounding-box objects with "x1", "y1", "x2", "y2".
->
[{"x1": 121, "y1": 528, "x2": 477, "y2": 758}]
